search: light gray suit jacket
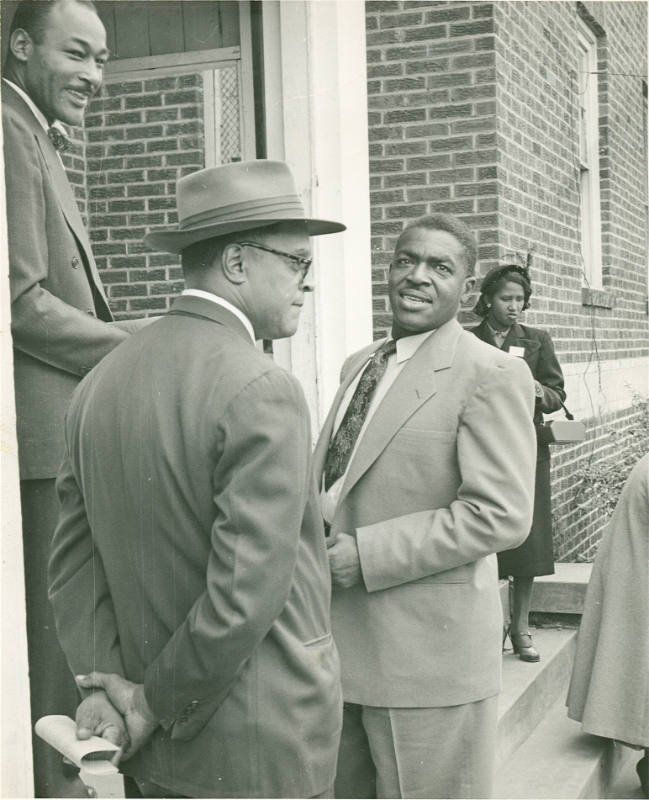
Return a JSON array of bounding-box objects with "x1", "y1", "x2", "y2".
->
[{"x1": 314, "y1": 318, "x2": 537, "y2": 708}]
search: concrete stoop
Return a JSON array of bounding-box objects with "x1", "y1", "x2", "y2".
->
[
  {"x1": 531, "y1": 563, "x2": 593, "y2": 614},
  {"x1": 494, "y1": 691, "x2": 637, "y2": 799},
  {"x1": 494, "y1": 562, "x2": 640, "y2": 799},
  {"x1": 496, "y1": 626, "x2": 577, "y2": 768}
]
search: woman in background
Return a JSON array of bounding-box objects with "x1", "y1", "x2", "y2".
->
[{"x1": 472, "y1": 264, "x2": 566, "y2": 662}]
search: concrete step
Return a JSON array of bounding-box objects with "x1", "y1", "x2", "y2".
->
[
  {"x1": 494, "y1": 694, "x2": 637, "y2": 799},
  {"x1": 497, "y1": 625, "x2": 577, "y2": 768},
  {"x1": 532, "y1": 562, "x2": 593, "y2": 614}
]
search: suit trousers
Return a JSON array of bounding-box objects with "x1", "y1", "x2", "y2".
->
[
  {"x1": 334, "y1": 696, "x2": 498, "y2": 799},
  {"x1": 124, "y1": 775, "x2": 334, "y2": 798},
  {"x1": 21, "y1": 479, "x2": 85, "y2": 798}
]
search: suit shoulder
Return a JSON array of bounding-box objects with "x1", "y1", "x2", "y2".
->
[
  {"x1": 208, "y1": 335, "x2": 305, "y2": 402},
  {"x1": 2, "y1": 93, "x2": 32, "y2": 132},
  {"x1": 458, "y1": 328, "x2": 502, "y2": 360},
  {"x1": 518, "y1": 323, "x2": 552, "y2": 342},
  {"x1": 341, "y1": 341, "x2": 379, "y2": 378}
]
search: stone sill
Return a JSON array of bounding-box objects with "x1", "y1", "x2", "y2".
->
[{"x1": 581, "y1": 286, "x2": 614, "y2": 309}]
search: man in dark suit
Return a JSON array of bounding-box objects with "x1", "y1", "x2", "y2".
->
[
  {"x1": 49, "y1": 160, "x2": 345, "y2": 798},
  {"x1": 313, "y1": 214, "x2": 537, "y2": 798},
  {"x1": 2, "y1": 2, "x2": 146, "y2": 794}
]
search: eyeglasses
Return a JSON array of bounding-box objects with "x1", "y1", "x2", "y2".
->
[{"x1": 238, "y1": 241, "x2": 312, "y2": 280}]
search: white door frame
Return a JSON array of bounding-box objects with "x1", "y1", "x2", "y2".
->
[{"x1": 261, "y1": 0, "x2": 373, "y2": 433}]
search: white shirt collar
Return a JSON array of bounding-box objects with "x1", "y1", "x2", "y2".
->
[
  {"x1": 394, "y1": 329, "x2": 435, "y2": 363},
  {"x1": 2, "y1": 78, "x2": 66, "y2": 135},
  {"x1": 181, "y1": 289, "x2": 255, "y2": 342}
]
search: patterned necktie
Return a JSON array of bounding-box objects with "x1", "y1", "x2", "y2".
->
[
  {"x1": 324, "y1": 338, "x2": 397, "y2": 491},
  {"x1": 47, "y1": 126, "x2": 69, "y2": 152}
]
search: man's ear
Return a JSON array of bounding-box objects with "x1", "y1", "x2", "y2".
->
[
  {"x1": 10, "y1": 29, "x2": 33, "y2": 64},
  {"x1": 462, "y1": 275, "x2": 477, "y2": 302},
  {"x1": 221, "y1": 243, "x2": 247, "y2": 285}
]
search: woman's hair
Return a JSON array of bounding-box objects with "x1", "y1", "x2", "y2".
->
[{"x1": 474, "y1": 263, "x2": 532, "y2": 317}]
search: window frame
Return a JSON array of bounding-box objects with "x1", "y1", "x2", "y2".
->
[{"x1": 576, "y1": 18, "x2": 604, "y2": 290}]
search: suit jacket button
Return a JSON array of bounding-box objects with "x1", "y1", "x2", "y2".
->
[
  {"x1": 71, "y1": 256, "x2": 80, "y2": 269},
  {"x1": 87, "y1": 309, "x2": 96, "y2": 317}
]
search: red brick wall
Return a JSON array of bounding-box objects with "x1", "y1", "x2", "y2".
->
[
  {"x1": 366, "y1": 0, "x2": 648, "y2": 559},
  {"x1": 83, "y1": 73, "x2": 206, "y2": 318},
  {"x1": 366, "y1": 0, "x2": 498, "y2": 333}
]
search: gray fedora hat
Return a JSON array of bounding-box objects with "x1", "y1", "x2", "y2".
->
[{"x1": 144, "y1": 159, "x2": 346, "y2": 254}]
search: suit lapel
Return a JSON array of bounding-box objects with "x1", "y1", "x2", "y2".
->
[
  {"x1": 502, "y1": 322, "x2": 524, "y2": 350},
  {"x1": 4, "y1": 84, "x2": 110, "y2": 309},
  {"x1": 503, "y1": 323, "x2": 540, "y2": 366},
  {"x1": 471, "y1": 319, "x2": 493, "y2": 345},
  {"x1": 335, "y1": 319, "x2": 462, "y2": 509}
]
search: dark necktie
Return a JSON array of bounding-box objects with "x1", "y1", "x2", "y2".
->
[
  {"x1": 324, "y1": 338, "x2": 397, "y2": 491},
  {"x1": 47, "y1": 126, "x2": 69, "y2": 152}
]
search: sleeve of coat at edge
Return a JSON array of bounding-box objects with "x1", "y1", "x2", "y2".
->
[
  {"x1": 48, "y1": 445, "x2": 126, "y2": 679},
  {"x1": 357, "y1": 354, "x2": 537, "y2": 592},
  {"x1": 534, "y1": 330, "x2": 566, "y2": 414},
  {"x1": 143, "y1": 368, "x2": 312, "y2": 732}
]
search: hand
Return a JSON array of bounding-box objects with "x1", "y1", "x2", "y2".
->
[
  {"x1": 327, "y1": 532, "x2": 362, "y2": 588},
  {"x1": 75, "y1": 690, "x2": 128, "y2": 763},
  {"x1": 75, "y1": 673, "x2": 158, "y2": 760}
]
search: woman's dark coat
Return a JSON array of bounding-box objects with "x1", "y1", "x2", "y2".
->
[{"x1": 471, "y1": 321, "x2": 566, "y2": 577}]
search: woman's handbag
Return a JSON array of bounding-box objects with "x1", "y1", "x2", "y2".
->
[{"x1": 538, "y1": 403, "x2": 586, "y2": 445}]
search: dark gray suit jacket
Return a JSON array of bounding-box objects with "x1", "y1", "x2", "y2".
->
[
  {"x1": 2, "y1": 81, "x2": 129, "y2": 478},
  {"x1": 49, "y1": 295, "x2": 342, "y2": 797}
]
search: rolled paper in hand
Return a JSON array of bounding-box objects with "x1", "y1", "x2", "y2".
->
[{"x1": 34, "y1": 715, "x2": 120, "y2": 772}]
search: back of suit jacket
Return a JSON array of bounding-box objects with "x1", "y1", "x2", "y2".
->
[
  {"x1": 49, "y1": 296, "x2": 342, "y2": 798},
  {"x1": 314, "y1": 319, "x2": 536, "y2": 708}
]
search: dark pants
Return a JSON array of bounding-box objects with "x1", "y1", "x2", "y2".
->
[{"x1": 21, "y1": 479, "x2": 86, "y2": 798}]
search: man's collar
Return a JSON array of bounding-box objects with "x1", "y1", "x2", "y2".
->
[
  {"x1": 181, "y1": 289, "x2": 255, "y2": 342},
  {"x1": 3, "y1": 78, "x2": 52, "y2": 133},
  {"x1": 394, "y1": 329, "x2": 435, "y2": 363}
]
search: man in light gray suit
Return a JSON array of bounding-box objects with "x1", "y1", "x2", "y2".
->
[{"x1": 314, "y1": 214, "x2": 537, "y2": 798}]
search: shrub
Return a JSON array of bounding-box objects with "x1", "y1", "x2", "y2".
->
[{"x1": 573, "y1": 392, "x2": 649, "y2": 520}]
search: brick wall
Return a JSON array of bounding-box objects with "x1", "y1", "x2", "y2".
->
[
  {"x1": 83, "y1": 72, "x2": 206, "y2": 318},
  {"x1": 366, "y1": 0, "x2": 498, "y2": 334},
  {"x1": 491, "y1": 0, "x2": 648, "y2": 364},
  {"x1": 366, "y1": 0, "x2": 648, "y2": 559}
]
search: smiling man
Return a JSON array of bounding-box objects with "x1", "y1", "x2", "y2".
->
[
  {"x1": 314, "y1": 213, "x2": 538, "y2": 798},
  {"x1": 1, "y1": 2, "x2": 147, "y2": 794}
]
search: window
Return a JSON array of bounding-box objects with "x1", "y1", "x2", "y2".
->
[{"x1": 577, "y1": 18, "x2": 603, "y2": 289}]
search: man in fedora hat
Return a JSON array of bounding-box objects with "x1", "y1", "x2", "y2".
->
[{"x1": 48, "y1": 160, "x2": 345, "y2": 798}]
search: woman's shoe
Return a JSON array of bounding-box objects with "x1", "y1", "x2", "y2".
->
[{"x1": 510, "y1": 631, "x2": 540, "y2": 662}]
